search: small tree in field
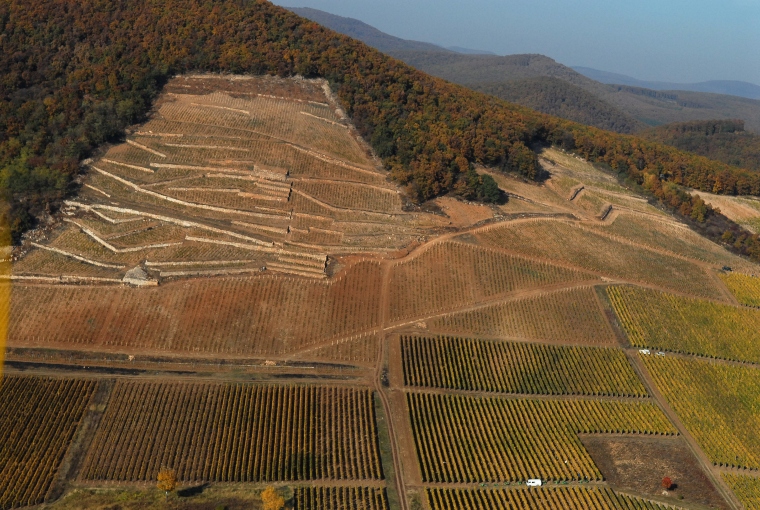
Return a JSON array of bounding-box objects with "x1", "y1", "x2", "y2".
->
[
  {"x1": 261, "y1": 486, "x2": 285, "y2": 510},
  {"x1": 662, "y1": 476, "x2": 673, "y2": 490},
  {"x1": 157, "y1": 468, "x2": 177, "y2": 496}
]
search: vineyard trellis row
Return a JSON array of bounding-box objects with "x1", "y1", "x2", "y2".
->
[
  {"x1": 402, "y1": 335, "x2": 647, "y2": 397},
  {"x1": 643, "y1": 355, "x2": 760, "y2": 470},
  {"x1": 407, "y1": 392, "x2": 676, "y2": 483},
  {"x1": 719, "y1": 272, "x2": 760, "y2": 308},
  {"x1": 426, "y1": 486, "x2": 684, "y2": 510},
  {"x1": 80, "y1": 382, "x2": 383, "y2": 482},
  {"x1": 607, "y1": 285, "x2": 760, "y2": 363},
  {"x1": 723, "y1": 474, "x2": 760, "y2": 510},
  {"x1": 294, "y1": 486, "x2": 388, "y2": 510},
  {"x1": 0, "y1": 376, "x2": 96, "y2": 510}
]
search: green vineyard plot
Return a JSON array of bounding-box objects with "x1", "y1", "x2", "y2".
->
[
  {"x1": 608, "y1": 285, "x2": 760, "y2": 362},
  {"x1": 81, "y1": 382, "x2": 383, "y2": 482},
  {"x1": 402, "y1": 335, "x2": 647, "y2": 396},
  {"x1": 720, "y1": 272, "x2": 760, "y2": 307},
  {"x1": 407, "y1": 392, "x2": 676, "y2": 483},
  {"x1": 723, "y1": 474, "x2": 760, "y2": 510},
  {"x1": 644, "y1": 356, "x2": 760, "y2": 470}
]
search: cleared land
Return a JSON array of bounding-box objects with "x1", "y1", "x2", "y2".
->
[
  {"x1": 401, "y1": 336, "x2": 647, "y2": 396},
  {"x1": 427, "y1": 286, "x2": 617, "y2": 345},
  {"x1": 0, "y1": 376, "x2": 95, "y2": 510},
  {"x1": 407, "y1": 392, "x2": 676, "y2": 483},
  {"x1": 426, "y1": 486, "x2": 684, "y2": 510},
  {"x1": 608, "y1": 285, "x2": 760, "y2": 362},
  {"x1": 643, "y1": 355, "x2": 760, "y2": 469},
  {"x1": 81, "y1": 382, "x2": 383, "y2": 482},
  {"x1": 583, "y1": 435, "x2": 728, "y2": 508}
]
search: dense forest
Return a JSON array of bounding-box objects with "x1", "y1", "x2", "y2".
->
[
  {"x1": 0, "y1": 0, "x2": 758, "y2": 259},
  {"x1": 641, "y1": 120, "x2": 760, "y2": 172},
  {"x1": 472, "y1": 77, "x2": 644, "y2": 134}
]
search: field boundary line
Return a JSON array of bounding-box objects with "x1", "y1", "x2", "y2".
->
[
  {"x1": 30, "y1": 242, "x2": 125, "y2": 269},
  {"x1": 65, "y1": 218, "x2": 182, "y2": 253},
  {"x1": 126, "y1": 139, "x2": 166, "y2": 158}
]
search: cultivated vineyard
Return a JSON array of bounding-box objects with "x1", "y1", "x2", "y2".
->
[
  {"x1": 643, "y1": 355, "x2": 760, "y2": 470},
  {"x1": 607, "y1": 286, "x2": 760, "y2": 362},
  {"x1": 723, "y1": 474, "x2": 760, "y2": 510},
  {"x1": 427, "y1": 287, "x2": 616, "y2": 345},
  {"x1": 407, "y1": 392, "x2": 676, "y2": 483},
  {"x1": 81, "y1": 382, "x2": 383, "y2": 482},
  {"x1": 10, "y1": 260, "x2": 383, "y2": 355},
  {"x1": 426, "y1": 487, "x2": 683, "y2": 510},
  {"x1": 402, "y1": 336, "x2": 647, "y2": 396},
  {"x1": 720, "y1": 272, "x2": 760, "y2": 307},
  {"x1": 475, "y1": 220, "x2": 723, "y2": 300},
  {"x1": 388, "y1": 241, "x2": 598, "y2": 322},
  {"x1": 294, "y1": 486, "x2": 388, "y2": 510},
  {"x1": 0, "y1": 376, "x2": 96, "y2": 510}
]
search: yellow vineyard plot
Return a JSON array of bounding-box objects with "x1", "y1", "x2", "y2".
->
[
  {"x1": 723, "y1": 474, "x2": 760, "y2": 510},
  {"x1": 608, "y1": 285, "x2": 760, "y2": 362},
  {"x1": 402, "y1": 335, "x2": 647, "y2": 397},
  {"x1": 644, "y1": 356, "x2": 760, "y2": 470},
  {"x1": 720, "y1": 272, "x2": 760, "y2": 307},
  {"x1": 427, "y1": 487, "x2": 684, "y2": 510},
  {"x1": 407, "y1": 392, "x2": 676, "y2": 483}
]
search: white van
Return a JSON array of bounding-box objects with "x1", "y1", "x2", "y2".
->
[
  {"x1": 639, "y1": 349, "x2": 650, "y2": 355},
  {"x1": 526, "y1": 479, "x2": 542, "y2": 487}
]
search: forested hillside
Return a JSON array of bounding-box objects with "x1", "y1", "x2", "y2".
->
[
  {"x1": 0, "y1": 0, "x2": 759, "y2": 259},
  {"x1": 641, "y1": 120, "x2": 760, "y2": 172}
]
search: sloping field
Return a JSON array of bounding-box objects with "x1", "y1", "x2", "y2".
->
[
  {"x1": 475, "y1": 219, "x2": 724, "y2": 300},
  {"x1": 694, "y1": 191, "x2": 760, "y2": 234},
  {"x1": 81, "y1": 382, "x2": 382, "y2": 482},
  {"x1": 407, "y1": 392, "x2": 676, "y2": 483},
  {"x1": 388, "y1": 241, "x2": 599, "y2": 322},
  {"x1": 15, "y1": 75, "x2": 440, "y2": 283},
  {"x1": 720, "y1": 271, "x2": 760, "y2": 307},
  {"x1": 426, "y1": 487, "x2": 683, "y2": 510},
  {"x1": 402, "y1": 336, "x2": 646, "y2": 396},
  {"x1": 427, "y1": 286, "x2": 616, "y2": 345},
  {"x1": 0, "y1": 377, "x2": 96, "y2": 510},
  {"x1": 608, "y1": 285, "x2": 760, "y2": 362},
  {"x1": 644, "y1": 356, "x2": 760, "y2": 470},
  {"x1": 593, "y1": 212, "x2": 756, "y2": 271},
  {"x1": 10, "y1": 260, "x2": 383, "y2": 355}
]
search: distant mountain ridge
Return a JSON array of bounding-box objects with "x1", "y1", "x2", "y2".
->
[
  {"x1": 288, "y1": 7, "x2": 760, "y2": 135},
  {"x1": 574, "y1": 67, "x2": 760, "y2": 101}
]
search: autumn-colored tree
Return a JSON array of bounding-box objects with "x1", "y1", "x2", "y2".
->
[
  {"x1": 157, "y1": 468, "x2": 177, "y2": 496},
  {"x1": 662, "y1": 476, "x2": 673, "y2": 490},
  {"x1": 261, "y1": 486, "x2": 285, "y2": 510}
]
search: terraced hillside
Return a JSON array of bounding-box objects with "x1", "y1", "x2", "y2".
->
[{"x1": 5, "y1": 75, "x2": 759, "y2": 510}]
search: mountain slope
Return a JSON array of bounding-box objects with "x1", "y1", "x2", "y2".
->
[
  {"x1": 640, "y1": 119, "x2": 760, "y2": 172},
  {"x1": 2, "y1": 0, "x2": 760, "y2": 260}
]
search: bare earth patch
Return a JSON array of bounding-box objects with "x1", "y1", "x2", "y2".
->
[
  {"x1": 582, "y1": 434, "x2": 728, "y2": 509},
  {"x1": 433, "y1": 196, "x2": 494, "y2": 228}
]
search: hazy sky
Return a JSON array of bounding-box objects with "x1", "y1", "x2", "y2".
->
[{"x1": 273, "y1": 0, "x2": 760, "y2": 85}]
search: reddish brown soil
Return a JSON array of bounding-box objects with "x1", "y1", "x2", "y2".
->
[{"x1": 582, "y1": 434, "x2": 729, "y2": 509}]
